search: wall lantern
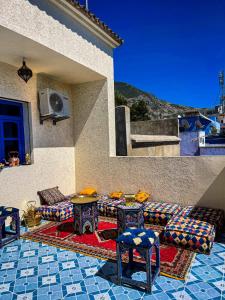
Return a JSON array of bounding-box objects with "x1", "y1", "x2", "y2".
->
[{"x1": 17, "y1": 59, "x2": 33, "y2": 83}]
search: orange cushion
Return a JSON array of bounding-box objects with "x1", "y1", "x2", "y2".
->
[
  {"x1": 135, "y1": 191, "x2": 150, "y2": 203},
  {"x1": 79, "y1": 187, "x2": 97, "y2": 196},
  {"x1": 109, "y1": 191, "x2": 123, "y2": 199}
]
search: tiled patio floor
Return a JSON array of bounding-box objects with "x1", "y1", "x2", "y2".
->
[{"x1": 0, "y1": 226, "x2": 224, "y2": 300}]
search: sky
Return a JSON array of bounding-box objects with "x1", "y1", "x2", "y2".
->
[{"x1": 81, "y1": 0, "x2": 225, "y2": 108}]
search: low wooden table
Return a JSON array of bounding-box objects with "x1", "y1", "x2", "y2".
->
[
  {"x1": 71, "y1": 196, "x2": 98, "y2": 234},
  {"x1": 117, "y1": 203, "x2": 144, "y2": 235}
]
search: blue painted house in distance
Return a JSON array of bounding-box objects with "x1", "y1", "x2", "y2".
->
[{"x1": 179, "y1": 111, "x2": 225, "y2": 156}]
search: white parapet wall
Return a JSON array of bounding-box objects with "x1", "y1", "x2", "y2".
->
[
  {"x1": 73, "y1": 80, "x2": 225, "y2": 211},
  {"x1": 0, "y1": 0, "x2": 224, "y2": 213}
]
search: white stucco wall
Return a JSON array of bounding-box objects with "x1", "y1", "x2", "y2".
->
[
  {"x1": 0, "y1": 0, "x2": 224, "y2": 214},
  {"x1": 73, "y1": 80, "x2": 111, "y2": 190},
  {"x1": 73, "y1": 80, "x2": 225, "y2": 211},
  {"x1": 0, "y1": 0, "x2": 116, "y2": 156},
  {"x1": 0, "y1": 62, "x2": 75, "y2": 210},
  {"x1": 0, "y1": 0, "x2": 117, "y2": 213},
  {"x1": 0, "y1": 0, "x2": 113, "y2": 77}
]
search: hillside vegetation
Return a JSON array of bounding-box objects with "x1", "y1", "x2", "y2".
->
[{"x1": 115, "y1": 82, "x2": 195, "y2": 121}]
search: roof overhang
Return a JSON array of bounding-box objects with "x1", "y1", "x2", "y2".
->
[
  {"x1": 0, "y1": 25, "x2": 105, "y2": 84},
  {"x1": 49, "y1": 0, "x2": 123, "y2": 48}
]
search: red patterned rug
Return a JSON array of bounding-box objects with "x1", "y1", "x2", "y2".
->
[{"x1": 22, "y1": 216, "x2": 195, "y2": 280}]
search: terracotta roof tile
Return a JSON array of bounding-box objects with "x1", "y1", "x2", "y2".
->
[{"x1": 65, "y1": 0, "x2": 123, "y2": 45}]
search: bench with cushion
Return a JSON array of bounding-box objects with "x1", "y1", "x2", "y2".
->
[
  {"x1": 36, "y1": 187, "x2": 224, "y2": 255},
  {"x1": 37, "y1": 201, "x2": 74, "y2": 222},
  {"x1": 179, "y1": 205, "x2": 225, "y2": 231},
  {"x1": 164, "y1": 216, "x2": 216, "y2": 254},
  {"x1": 37, "y1": 187, "x2": 74, "y2": 222},
  {"x1": 143, "y1": 201, "x2": 182, "y2": 226},
  {"x1": 97, "y1": 196, "x2": 112, "y2": 217},
  {"x1": 97, "y1": 196, "x2": 124, "y2": 217},
  {"x1": 106, "y1": 199, "x2": 125, "y2": 218}
]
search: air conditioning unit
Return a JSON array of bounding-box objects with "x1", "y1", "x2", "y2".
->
[{"x1": 39, "y1": 88, "x2": 70, "y2": 124}]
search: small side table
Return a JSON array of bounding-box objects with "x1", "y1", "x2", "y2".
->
[
  {"x1": 71, "y1": 196, "x2": 98, "y2": 234},
  {"x1": 116, "y1": 228, "x2": 160, "y2": 293},
  {"x1": 0, "y1": 206, "x2": 20, "y2": 248},
  {"x1": 117, "y1": 203, "x2": 144, "y2": 236}
]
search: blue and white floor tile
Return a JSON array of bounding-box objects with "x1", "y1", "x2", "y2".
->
[{"x1": 0, "y1": 227, "x2": 224, "y2": 300}]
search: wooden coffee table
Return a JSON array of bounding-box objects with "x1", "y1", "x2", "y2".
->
[{"x1": 71, "y1": 196, "x2": 98, "y2": 234}]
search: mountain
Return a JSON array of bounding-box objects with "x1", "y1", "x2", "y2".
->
[{"x1": 115, "y1": 82, "x2": 195, "y2": 120}]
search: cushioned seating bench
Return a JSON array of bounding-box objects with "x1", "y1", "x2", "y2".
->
[
  {"x1": 36, "y1": 187, "x2": 224, "y2": 255},
  {"x1": 179, "y1": 205, "x2": 225, "y2": 231},
  {"x1": 143, "y1": 202, "x2": 182, "y2": 226},
  {"x1": 37, "y1": 187, "x2": 74, "y2": 222},
  {"x1": 37, "y1": 201, "x2": 73, "y2": 222},
  {"x1": 97, "y1": 197, "x2": 124, "y2": 217},
  {"x1": 97, "y1": 197, "x2": 113, "y2": 216},
  {"x1": 164, "y1": 216, "x2": 216, "y2": 254},
  {"x1": 106, "y1": 199, "x2": 126, "y2": 218}
]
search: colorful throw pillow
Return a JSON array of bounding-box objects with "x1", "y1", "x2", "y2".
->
[
  {"x1": 109, "y1": 191, "x2": 123, "y2": 199},
  {"x1": 135, "y1": 191, "x2": 150, "y2": 203},
  {"x1": 79, "y1": 187, "x2": 97, "y2": 196},
  {"x1": 37, "y1": 187, "x2": 65, "y2": 206}
]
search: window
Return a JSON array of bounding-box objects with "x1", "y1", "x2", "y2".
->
[{"x1": 0, "y1": 99, "x2": 29, "y2": 165}]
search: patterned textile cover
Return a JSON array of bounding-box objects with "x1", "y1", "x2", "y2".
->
[
  {"x1": 143, "y1": 202, "x2": 182, "y2": 225},
  {"x1": 178, "y1": 206, "x2": 193, "y2": 218},
  {"x1": 178, "y1": 206, "x2": 225, "y2": 231},
  {"x1": 117, "y1": 228, "x2": 159, "y2": 248},
  {"x1": 164, "y1": 216, "x2": 216, "y2": 254},
  {"x1": 37, "y1": 187, "x2": 65, "y2": 206},
  {"x1": 106, "y1": 199, "x2": 125, "y2": 218},
  {"x1": 37, "y1": 201, "x2": 73, "y2": 222},
  {"x1": 97, "y1": 196, "x2": 112, "y2": 216}
]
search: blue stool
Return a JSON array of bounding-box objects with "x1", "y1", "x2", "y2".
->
[
  {"x1": 0, "y1": 206, "x2": 20, "y2": 248},
  {"x1": 116, "y1": 228, "x2": 160, "y2": 293}
]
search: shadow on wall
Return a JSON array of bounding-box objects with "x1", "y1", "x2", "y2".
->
[
  {"x1": 197, "y1": 167, "x2": 225, "y2": 211},
  {"x1": 28, "y1": 0, "x2": 113, "y2": 57},
  {"x1": 34, "y1": 74, "x2": 75, "y2": 148},
  {"x1": 131, "y1": 119, "x2": 179, "y2": 137},
  {"x1": 73, "y1": 80, "x2": 106, "y2": 145},
  {"x1": 32, "y1": 76, "x2": 106, "y2": 149}
]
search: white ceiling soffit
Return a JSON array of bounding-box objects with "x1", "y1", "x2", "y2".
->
[{"x1": 0, "y1": 26, "x2": 105, "y2": 84}]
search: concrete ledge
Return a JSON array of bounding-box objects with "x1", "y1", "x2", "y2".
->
[
  {"x1": 203, "y1": 144, "x2": 225, "y2": 148},
  {"x1": 131, "y1": 134, "x2": 180, "y2": 143}
]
